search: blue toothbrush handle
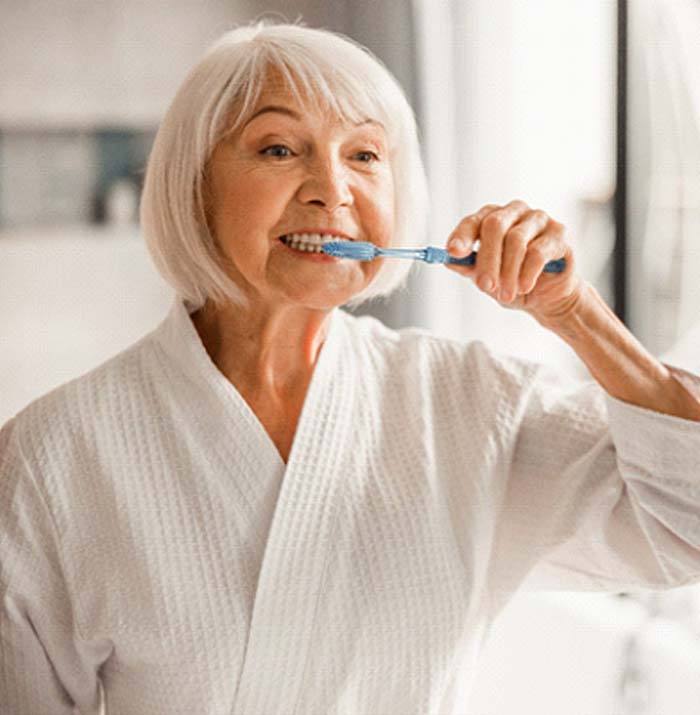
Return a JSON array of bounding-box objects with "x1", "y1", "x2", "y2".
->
[{"x1": 424, "y1": 246, "x2": 566, "y2": 273}]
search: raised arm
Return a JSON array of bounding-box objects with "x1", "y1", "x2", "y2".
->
[
  {"x1": 536, "y1": 279, "x2": 700, "y2": 420},
  {"x1": 444, "y1": 198, "x2": 700, "y2": 421}
]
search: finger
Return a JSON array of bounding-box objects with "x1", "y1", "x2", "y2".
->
[
  {"x1": 499, "y1": 209, "x2": 550, "y2": 303},
  {"x1": 476, "y1": 199, "x2": 530, "y2": 294},
  {"x1": 446, "y1": 204, "x2": 500, "y2": 258},
  {"x1": 518, "y1": 226, "x2": 566, "y2": 294}
]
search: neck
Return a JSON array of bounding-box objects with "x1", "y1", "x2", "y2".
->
[{"x1": 191, "y1": 299, "x2": 333, "y2": 398}]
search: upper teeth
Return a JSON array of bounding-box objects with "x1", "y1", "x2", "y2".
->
[{"x1": 284, "y1": 233, "x2": 341, "y2": 244}]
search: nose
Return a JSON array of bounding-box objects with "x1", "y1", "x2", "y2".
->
[{"x1": 297, "y1": 156, "x2": 353, "y2": 211}]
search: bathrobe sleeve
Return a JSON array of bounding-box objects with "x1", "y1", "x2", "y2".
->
[
  {"x1": 0, "y1": 418, "x2": 105, "y2": 715},
  {"x1": 483, "y1": 349, "x2": 700, "y2": 595}
]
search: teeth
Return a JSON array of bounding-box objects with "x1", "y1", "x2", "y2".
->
[
  {"x1": 286, "y1": 233, "x2": 337, "y2": 243},
  {"x1": 281, "y1": 233, "x2": 345, "y2": 253}
]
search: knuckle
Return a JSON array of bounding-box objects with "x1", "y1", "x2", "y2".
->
[
  {"x1": 482, "y1": 213, "x2": 505, "y2": 233},
  {"x1": 510, "y1": 198, "x2": 529, "y2": 211},
  {"x1": 532, "y1": 209, "x2": 549, "y2": 224},
  {"x1": 550, "y1": 218, "x2": 565, "y2": 233},
  {"x1": 459, "y1": 215, "x2": 479, "y2": 229},
  {"x1": 505, "y1": 227, "x2": 527, "y2": 246},
  {"x1": 480, "y1": 203, "x2": 500, "y2": 213},
  {"x1": 528, "y1": 244, "x2": 548, "y2": 263}
]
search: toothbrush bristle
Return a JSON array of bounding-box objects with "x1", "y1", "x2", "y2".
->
[{"x1": 321, "y1": 240, "x2": 377, "y2": 261}]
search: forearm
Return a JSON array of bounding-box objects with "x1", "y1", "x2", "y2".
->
[{"x1": 538, "y1": 280, "x2": 700, "y2": 422}]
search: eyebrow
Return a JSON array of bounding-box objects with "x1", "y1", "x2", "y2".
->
[{"x1": 244, "y1": 104, "x2": 385, "y2": 130}]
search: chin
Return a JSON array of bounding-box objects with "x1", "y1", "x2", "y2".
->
[
  {"x1": 279, "y1": 278, "x2": 365, "y2": 310},
  {"x1": 293, "y1": 295, "x2": 352, "y2": 311},
  {"x1": 281, "y1": 287, "x2": 358, "y2": 311}
]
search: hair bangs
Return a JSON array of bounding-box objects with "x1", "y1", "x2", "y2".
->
[{"x1": 219, "y1": 40, "x2": 396, "y2": 152}]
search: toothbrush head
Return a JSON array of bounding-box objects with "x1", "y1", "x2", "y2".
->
[{"x1": 321, "y1": 240, "x2": 379, "y2": 261}]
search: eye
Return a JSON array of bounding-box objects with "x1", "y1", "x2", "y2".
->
[
  {"x1": 260, "y1": 144, "x2": 294, "y2": 159},
  {"x1": 355, "y1": 150, "x2": 380, "y2": 163}
]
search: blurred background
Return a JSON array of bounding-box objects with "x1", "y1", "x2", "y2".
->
[{"x1": 2, "y1": 0, "x2": 700, "y2": 712}]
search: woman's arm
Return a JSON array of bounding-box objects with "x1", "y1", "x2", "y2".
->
[
  {"x1": 537, "y1": 279, "x2": 700, "y2": 421},
  {"x1": 444, "y1": 198, "x2": 700, "y2": 421},
  {"x1": 0, "y1": 419, "x2": 107, "y2": 714}
]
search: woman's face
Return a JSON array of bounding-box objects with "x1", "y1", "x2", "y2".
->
[{"x1": 203, "y1": 76, "x2": 395, "y2": 311}]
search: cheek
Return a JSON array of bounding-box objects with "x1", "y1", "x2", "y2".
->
[
  {"x1": 374, "y1": 170, "x2": 395, "y2": 224},
  {"x1": 367, "y1": 186, "x2": 396, "y2": 244},
  {"x1": 214, "y1": 174, "x2": 279, "y2": 220},
  {"x1": 210, "y1": 174, "x2": 288, "y2": 247}
]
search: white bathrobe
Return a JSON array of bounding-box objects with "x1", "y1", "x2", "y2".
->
[{"x1": 2, "y1": 296, "x2": 700, "y2": 715}]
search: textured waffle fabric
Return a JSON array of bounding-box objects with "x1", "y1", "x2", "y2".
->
[{"x1": 2, "y1": 296, "x2": 700, "y2": 714}]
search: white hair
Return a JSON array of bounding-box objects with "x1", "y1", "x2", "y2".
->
[{"x1": 140, "y1": 19, "x2": 430, "y2": 310}]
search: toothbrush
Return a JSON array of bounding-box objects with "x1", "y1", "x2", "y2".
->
[{"x1": 321, "y1": 240, "x2": 566, "y2": 273}]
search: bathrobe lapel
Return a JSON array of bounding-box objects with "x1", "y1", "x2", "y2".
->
[
  {"x1": 229, "y1": 307, "x2": 357, "y2": 715},
  {"x1": 160, "y1": 298, "x2": 357, "y2": 712}
]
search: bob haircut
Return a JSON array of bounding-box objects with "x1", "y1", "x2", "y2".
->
[{"x1": 140, "y1": 19, "x2": 430, "y2": 310}]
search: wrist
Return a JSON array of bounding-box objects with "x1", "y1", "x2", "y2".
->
[{"x1": 533, "y1": 278, "x2": 592, "y2": 339}]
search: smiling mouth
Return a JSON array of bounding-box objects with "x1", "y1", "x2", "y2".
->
[{"x1": 279, "y1": 234, "x2": 349, "y2": 254}]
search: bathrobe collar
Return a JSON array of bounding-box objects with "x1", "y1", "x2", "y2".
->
[
  {"x1": 154, "y1": 295, "x2": 346, "y2": 469},
  {"x1": 154, "y1": 296, "x2": 358, "y2": 713}
]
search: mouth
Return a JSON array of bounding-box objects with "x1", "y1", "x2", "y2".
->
[{"x1": 278, "y1": 233, "x2": 354, "y2": 254}]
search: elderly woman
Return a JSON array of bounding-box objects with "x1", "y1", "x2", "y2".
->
[{"x1": 2, "y1": 20, "x2": 700, "y2": 715}]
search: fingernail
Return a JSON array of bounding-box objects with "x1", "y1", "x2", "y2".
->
[
  {"x1": 448, "y1": 237, "x2": 466, "y2": 253},
  {"x1": 479, "y1": 275, "x2": 494, "y2": 292}
]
